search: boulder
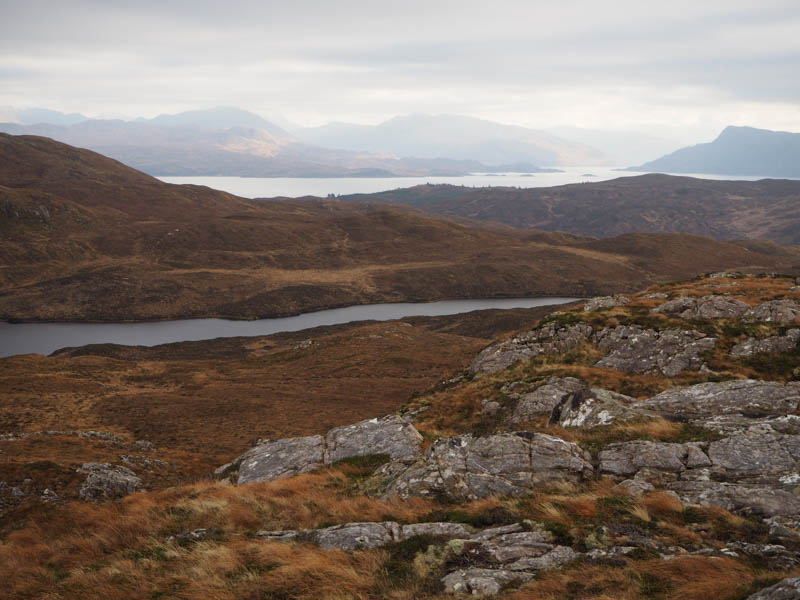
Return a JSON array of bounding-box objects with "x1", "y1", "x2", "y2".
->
[
  {"x1": 324, "y1": 416, "x2": 422, "y2": 463},
  {"x1": 651, "y1": 295, "x2": 750, "y2": 320},
  {"x1": 386, "y1": 432, "x2": 593, "y2": 501},
  {"x1": 305, "y1": 522, "x2": 400, "y2": 550},
  {"x1": 236, "y1": 435, "x2": 325, "y2": 485},
  {"x1": 549, "y1": 386, "x2": 646, "y2": 428},
  {"x1": 598, "y1": 441, "x2": 700, "y2": 477},
  {"x1": 442, "y1": 568, "x2": 534, "y2": 596},
  {"x1": 508, "y1": 377, "x2": 585, "y2": 423},
  {"x1": 746, "y1": 300, "x2": 800, "y2": 324},
  {"x1": 731, "y1": 329, "x2": 800, "y2": 358},
  {"x1": 746, "y1": 576, "x2": 800, "y2": 599},
  {"x1": 470, "y1": 323, "x2": 593, "y2": 375},
  {"x1": 77, "y1": 462, "x2": 141, "y2": 501},
  {"x1": 594, "y1": 326, "x2": 716, "y2": 377},
  {"x1": 584, "y1": 295, "x2": 630, "y2": 312}
]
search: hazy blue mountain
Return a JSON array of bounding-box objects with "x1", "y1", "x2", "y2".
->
[
  {"x1": 147, "y1": 106, "x2": 292, "y2": 138},
  {"x1": 546, "y1": 126, "x2": 682, "y2": 164},
  {"x1": 628, "y1": 126, "x2": 800, "y2": 178},
  {"x1": 295, "y1": 114, "x2": 607, "y2": 166},
  {"x1": 16, "y1": 107, "x2": 88, "y2": 126}
]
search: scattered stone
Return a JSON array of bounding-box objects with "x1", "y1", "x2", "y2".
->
[
  {"x1": 583, "y1": 295, "x2": 630, "y2": 312},
  {"x1": 731, "y1": 329, "x2": 800, "y2": 358},
  {"x1": 505, "y1": 545, "x2": 578, "y2": 571},
  {"x1": 167, "y1": 528, "x2": 223, "y2": 545},
  {"x1": 595, "y1": 326, "x2": 716, "y2": 377},
  {"x1": 470, "y1": 323, "x2": 593, "y2": 375},
  {"x1": 442, "y1": 568, "x2": 534, "y2": 596},
  {"x1": 746, "y1": 300, "x2": 800, "y2": 324},
  {"x1": 643, "y1": 292, "x2": 669, "y2": 299},
  {"x1": 77, "y1": 463, "x2": 141, "y2": 501},
  {"x1": 134, "y1": 440, "x2": 154, "y2": 451},
  {"x1": 385, "y1": 432, "x2": 593, "y2": 501},
  {"x1": 508, "y1": 377, "x2": 585, "y2": 423},
  {"x1": 651, "y1": 295, "x2": 750, "y2": 320},
  {"x1": 550, "y1": 386, "x2": 646, "y2": 428},
  {"x1": 40, "y1": 489, "x2": 59, "y2": 502}
]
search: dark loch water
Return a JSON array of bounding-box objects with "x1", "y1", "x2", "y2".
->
[{"x1": 0, "y1": 297, "x2": 579, "y2": 358}]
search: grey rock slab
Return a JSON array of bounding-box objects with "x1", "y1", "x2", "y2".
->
[
  {"x1": 584, "y1": 295, "x2": 630, "y2": 312},
  {"x1": 386, "y1": 432, "x2": 592, "y2": 501},
  {"x1": 481, "y1": 531, "x2": 552, "y2": 562},
  {"x1": 509, "y1": 377, "x2": 585, "y2": 423},
  {"x1": 599, "y1": 441, "x2": 694, "y2": 477},
  {"x1": 400, "y1": 522, "x2": 473, "y2": 540},
  {"x1": 651, "y1": 295, "x2": 750, "y2": 320},
  {"x1": 747, "y1": 576, "x2": 800, "y2": 599},
  {"x1": 595, "y1": 326, "x2": 716, "y2": 377},
  {"x1": 731, "y1": 329, "x2": 800, "y2": 358},
  {"x1": 442, "y1": 568, "x2": 535, "y2": 596},
  {"x1": 305, "y1": 522, "x2": 401, "y2": 550},
  {"x1": 236, "y1": 435, "x2": 325, "y2": 485},
  {"x1": 670, "y1": 481, "x2": 800, "y2": 517},
  {"x1": 639, "y1": 380, "x2": 800, "y2": 421},
  {"x1": 505, "y1": 545, "x2": 578, "y2": 571},
  {"x1": 325, "y1": 415, "x2": 422, "y2": 463},
  {"x1": 708, "y1": 433, "x2": 799, "y2": 480},
  {"x1": 746, "y1": 300, "x2": 800, "y2": 324},
  {"x1": 550, "y1": 386, "x2": 646, "y2": 428},
  {"x1": 78, "y1": 462, "x2": 141, "y2": 501}
]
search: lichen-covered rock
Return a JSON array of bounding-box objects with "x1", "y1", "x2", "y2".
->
[
  {"x1": 651, "y1": 295, "x2": 750, "y2": 319},
  {"x1": 639, "y1": 380, "x2": 800, "y2": 425},
  {"x1": 78, "y1": 463, "x2": 141, "y2": 501},
  {"x1": 505, "y1": 545, "x2": 578, "y2": 571},
  {"x1": 305, "y1": 522, "x2": 401, "y2": 550},
  {"x1": 235, "y1": 435, "x2": 325, "y2": 485},
  {"x1": 480, "y1": 531, "x2": 552, "y2": 562},
  {"x1": 549, "y1": 386, "x2": 646, "y2": 428},
  {"x1": 746, "y1": 576, "x2": 800, "y2": 599},
  {"x1": 594, "y1": 326, "x2": 716, "y2": 376},
  {"x1": 746, "y1": 300, "x2": 800, "y2": 324},
  {"x1": 508, "y1": 377, "x2": 585, "y2": 423},
  {"x1": 584, "y1": 295, "x2": 630, "y2": 312},
  {"x1": 386, "y1": 432, "x2": 593, "y2": 501},
  {"x1": 598, "y1": 441, "x2": 700, "y2": 477},
  {"x1": 442, "y1": 568, "x2": 534, "y2": 596},
  {"x1": 324, "y1": 416, "x2": 422, "y2": 463},
  {"x1": 670, "y1": 481, "x2": 800, "y2": 517},
  {"x1": 708, "y1": 433, "x2": 800, "y2": 483},
  {"x1": 731, "y1": 329, "x2": 800, "y2": 358},
  {"x1": 470, "y1": 324, "x2": 593, "y2": 375},
  {"x1": 400, "y1": 522, "x2": 473, "y2": 540}
]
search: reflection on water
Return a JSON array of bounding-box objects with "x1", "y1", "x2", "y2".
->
[{"x1": 0, "y1": 297, "x2": 580, "y2": 358}]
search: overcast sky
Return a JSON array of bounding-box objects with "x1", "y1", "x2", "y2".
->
[{"x1": 1, "y1": 0, "x2": 798, "y2": 141}]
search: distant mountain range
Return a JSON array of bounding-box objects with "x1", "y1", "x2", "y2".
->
[
  {"x1": 290, "y1": 114, "x2": 606, "y2": 166},
  {"x1": 0, "y1": 108, "x2": 562, "y2": 177},
  {"x1": 628, "y1": 126, "x2": 800, "y2": 178},
  {"x1": 337, "y1": 173, "x2": 800, "y2": 245}
]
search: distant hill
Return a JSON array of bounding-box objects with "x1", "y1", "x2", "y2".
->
[
  {"x1": 546, "y1": 126, "x2": 682, "y2": 164},
  {"x1": 628, "y1": 126, "x2": 800, "y2": 178},
  {"x1": 293, "y1": 114, "x2": 607, "y2": 166},
  {"x1": 2, "y1": 134, "x2": 796, "y2": 322},
  {"x1": 338, "y1": 173, "x2": 800, "y2": 245}
]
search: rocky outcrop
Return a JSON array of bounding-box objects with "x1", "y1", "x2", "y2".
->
[
  {"x1": 598, "y1": 441, "x2": 710, "y2": 481},
  {"x1": 470, "y1": 323, "x2": 593, "y2": 375},
  {"x1": 746, "y1": 300, "x2": 800, "y2": 324},
  {"x1": 384, "y1": 432, "x2": 593, "y2": 501},
  {"x1": 731, "y1": 329, "x2": 800, "y2": 358},
  {"x1": 747, "y1": 576, "x2": 800, "y2": 599},
  {"x1": 224, "y1": 415, "x2": 423, "y2": 485},
  {"x1": 508, "y1": 377, "x2": 585, "y2": 423},
  {"x1": 651, "y1": 295, "x2": 750, "y2": 319},
  {"x1": 594, "y1": 326, "x2": 716, "y2": 377},
  {"x1": 77, "y1": 463, "x2": 141, "y2": 501},
  {"x1": 549, "y1": 386, "x2": 646, "y2": 428},
  {"x1": 670, "y1": 481, "x2": 800, "y2": 518},
  {"x1": 638, "y1": 380, "x2": 800, "y2": 433},
  {"x1": 583, "y1": 295, "x2": 630, "y2": 312}
]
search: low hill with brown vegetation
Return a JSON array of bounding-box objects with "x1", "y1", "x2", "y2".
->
[
  {"x1": 2, "y1": 134, "x2": 799, "y2": 322},
  {"x1": 338, "y1": 174, "x2": 800, "y2": 244},
  {"x1": 3, "y1": 274, "x2": 800, "y2": 599}
]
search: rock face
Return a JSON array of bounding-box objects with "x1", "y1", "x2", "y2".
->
[
  {"x1": 77, "y1": 463, "x2": 141, "y2": 501},
  {"x1": 385, "y1": 432, "x2": 593, "y2": 501},
  {"x1": 638, "y1": 380, "x2": 800, "y2": 432},
  {"x1": 731, "y1": 329, "x2": 800, "y2": 358},
  {"x1": 583, "y1": 295, "x2": 630, "y2": 312},
  {"x1": 598, "y1": 441, "x2": 708, "y2": 479},
  {"x1": 651, "y1": 295, "x2": 750, "y2": 319},
  {"x1": 594, "y1": 326, "x2": 716, "y2": 377},
  {"x1": 746, "y1": 300, "x2": 800, "y2": 324},
  {"x1": 550, "y1": 386, "x2": 644, "y2": 428},
  {"x1": 227, "y1": 415, "x2": 423, "y2": 485},
  {"x1": 747, "y1": 576, "x2": 800, "y2": 599},
  {"x1": 470, "y1": 323, "x2": 593, "y2": 375},
  {"x1": 508, "y1": 377, "x2": 586, "y2": 423},
  {"x1": 671, "y1": 481, "x2": 800, "y2": 518}
]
